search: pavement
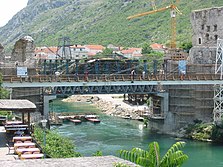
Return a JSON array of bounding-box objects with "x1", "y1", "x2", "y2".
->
[
  {"x1": 0, "y1": 156, "x2": 137, "y2": 167},
  {"x1": 0, "y1": 126, "x2": 17, "y2": 160}
]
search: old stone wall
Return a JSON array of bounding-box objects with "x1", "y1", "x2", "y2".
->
[
  {"x1": 189, "y1": 6, "x2": 223, "y2": 64},
  {"x1": 11, "y1": 36, "x2": 35, "y2": 65},
  {"x1": 0, "y1": 43, "x2": 4, "y2": 62}
]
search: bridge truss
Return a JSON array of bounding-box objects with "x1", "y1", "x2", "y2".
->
[
  {"x1": 45, "y1": 84, "x2": 159, "y2": 95},
  {"x1": 214, "y1": 39, "x2": 223, "y2": 123}
]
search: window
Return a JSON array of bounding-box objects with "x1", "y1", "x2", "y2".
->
[
  {"x1": 207, "y1": 26, "x2": 210, "y2": 32},
  {"x1": 214, "y1": 25, "x2": 217, "y2": 31},
  {"x1": 201, "y1": 24, "x2": 204, "y2": 30},
  {"x1": 206, "y1": 33, "x2": 209, "y2": 40},
  {"x1": 215, "y1": 35, "x2": 218, "y2": 41},
  {"x1": 198, "y1": 38, "x2": 202, "y2": 44}
]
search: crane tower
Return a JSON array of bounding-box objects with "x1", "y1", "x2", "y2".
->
[{"x1": 127, "y1": 0, "x2": 185, "y2": 60}]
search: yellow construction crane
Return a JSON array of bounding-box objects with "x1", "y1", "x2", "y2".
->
[{"x1": 127, "y1": 1, "x2": 182, "y2": 49}]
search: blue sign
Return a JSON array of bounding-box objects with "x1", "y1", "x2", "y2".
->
[{"x1": 178, "y1": 60, "x2": 186, "y2": 75}]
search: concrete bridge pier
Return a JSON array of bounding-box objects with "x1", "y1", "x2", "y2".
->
[
  {"x1": 149, "y1": 92, "x2": 172, "y2": 133},
  {"x1": 157, "y1": 92, "x2": 174, "y2": 132},
  {"x1": 43, "y1": 95, "x2": 57, "y2": 120}
]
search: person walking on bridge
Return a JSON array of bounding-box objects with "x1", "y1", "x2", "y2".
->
[{"x1": 131, "y1": 69, "x2": 135, "y2": 83}]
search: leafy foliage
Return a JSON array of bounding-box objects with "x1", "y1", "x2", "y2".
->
[
  {"x1": 119, "y1": 141, "x2": 188, "y2": 167},
  {"x1": 179, "y1": 42, "x2": 193, "y2": 53},
  {"x1": 142, "y1": 43, "x2": 153, "y2": 54},
  {"x1": 185, "y1": 123, "x2": 214, "y2": 141},
  {"x1": 211, "y1": 124, "x2": 223, "y2": 143},
  {"x1": 34, "y1": 126, "x2": 81, "y2": 158},
  {"x1": 0, "y1": 73, "x2": 9, "y2": 99},
  {"x1": 92, "y1": 150, "x2": 103, "y2": 156}
]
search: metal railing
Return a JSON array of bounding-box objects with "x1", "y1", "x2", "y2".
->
[{"x1": 2, "y1": 73, "x2": 221, "y2": 83}]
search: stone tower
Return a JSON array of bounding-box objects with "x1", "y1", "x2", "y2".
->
[
  {"x1": 0, "y1": 43, "x2": 4, "y2": 62},
  {"x1": 11, "y1": 36, "x2": 35, "y2": 65},
  {"x1": 189, "y1": 6, "x2": 223, "y2": 65}
]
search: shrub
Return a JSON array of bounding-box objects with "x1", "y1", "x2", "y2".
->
[{"x1": 34, "y1": 126, "x2": 81, "y2": 158}]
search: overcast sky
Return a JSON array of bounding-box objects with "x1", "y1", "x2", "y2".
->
[{"x1": 0, "y1": 0, "x2": 28, "y2": 27}]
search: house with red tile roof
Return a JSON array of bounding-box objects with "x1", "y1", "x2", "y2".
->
[
  {"x1": 35, "y1": 45, "x2": 89, "y2": 60},
  {"x1": 35, "y1": 46, "x2": 57, "y2": 59},
  {"x1": 70, "y1": 45, "x2": 88, "y2": 59},
  {"x1": 85, "y1": 45, "x2": 105, "y2": 56},
  {"x1": 57, "y1": 45, "x2": 87, "y2": 59},
  {"x1": 120, "y1": 48, "x2": 142, "y2": 59},
  {"x1": 150, "y1": 43, "x2": 166, "y2": 53}
]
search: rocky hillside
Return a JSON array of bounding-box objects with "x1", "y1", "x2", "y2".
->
[{"x1": 0, "y1": 0, "x2": 223, "y2": 52}]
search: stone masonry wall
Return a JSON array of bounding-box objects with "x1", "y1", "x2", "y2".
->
[{"x1": 189, "y1": 6, "x2": 223, "y2": 64}]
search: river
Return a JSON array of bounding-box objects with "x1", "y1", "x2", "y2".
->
[{"x1": 50, "y1": 99, "x2": 223, "y2": 167}]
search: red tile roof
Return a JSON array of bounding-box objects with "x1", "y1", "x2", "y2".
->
[
  {"x1": 150, "y1": 43, "x2": 164, "y2": 50},
  {"x1": 121, "y1": 48, "x2": 142, "y2": 54},
  {"x1": 85, "y1": 45, "x2": 105, "y2": 50},
  {"x1": 35, "y1": 47, "x2": 57, "y2": 54}
]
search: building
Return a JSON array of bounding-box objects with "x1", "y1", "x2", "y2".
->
[
  {"x1": 120, "y1": 48, "x2": 143, "y2": 59},
  {"x1": 70, "y1": 45, "x2": 88, "y2": 59},
  {"x1": 35, "y1": 45, "x2": 88, "y2": 60},
  {"x1": 84, "y1": 45, "x2": 105, "y2": 57},
  {"x1": 35, "y1": 46, "x2": 57, "y2": 59},
  {"x1": 150, "y1": 43, "x2": 166, "y2": 53},
  {"x1": 189, "y1": 6, "x2": 223, "y2": 64}
]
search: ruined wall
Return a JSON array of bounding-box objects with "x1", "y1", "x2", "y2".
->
[
  {"x1": 189, "y1": 6, "x2": 223, "y2": 64},
  {"x1": 0, "y1": 43, "x2": 4, "y2": 62},
  {"x1": 11, "y1": 36, "x2": 35, "y2": 65}
]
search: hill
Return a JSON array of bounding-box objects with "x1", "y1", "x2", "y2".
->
[{"x1": 0, "y1": 0, "x2": 223, "y2": 52}]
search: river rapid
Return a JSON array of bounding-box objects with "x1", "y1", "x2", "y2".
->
[{"x1": 51, "y1": 99, "x2": 223, "y2": 167}]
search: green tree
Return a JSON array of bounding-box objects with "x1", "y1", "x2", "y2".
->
[
  {"x1": 0, "y1": 73, "x2": 9, "y2": 99},
  {"x1": 179, "y1": 42, "x2": 192, "y2": 53},
  {"x1": 142, "y1": 43, "x2": 153, "y2": 54},
  {"x1": 96, "y1": 47, "x2": 113, "y2": 58},
  {"x1": 119, "y1": 141, "x2": 188, "y2": 167}
]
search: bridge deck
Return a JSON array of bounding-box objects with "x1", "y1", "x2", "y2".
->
[{"x1": 2, "y1": 74, "x2": 222, "y2": 88}]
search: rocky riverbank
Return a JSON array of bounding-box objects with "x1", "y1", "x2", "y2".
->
[{"x1": 62, "y1": 94, "x2": 149, "y2": 120}]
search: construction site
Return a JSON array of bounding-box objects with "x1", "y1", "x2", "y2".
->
[{"x1": 0, "y1": 2, "x2": 223, "y2": 133}]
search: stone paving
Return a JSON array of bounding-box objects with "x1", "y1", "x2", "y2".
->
[
  {"x1": 0, "y1": 156, "x2": 137, "y2": 167},
  {"x1": 0, "y1": 126, "x2": 17, "y2": 161}
]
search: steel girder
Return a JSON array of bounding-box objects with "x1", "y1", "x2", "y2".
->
[
  {"x1": 214, "y1": 39, "x2": 223, "y2": 124},
  {"x1": 45, "y1": 85, "x2": 158, "y2": 95}
]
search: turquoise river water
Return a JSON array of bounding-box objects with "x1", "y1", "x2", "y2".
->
[{"x1": 51, "y1": 99, "x2": 223, "y2": 167}]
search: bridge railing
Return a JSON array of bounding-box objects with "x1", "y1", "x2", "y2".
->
[{"x1": 2, "y1": 73, "x2": 221, "y2": 83}]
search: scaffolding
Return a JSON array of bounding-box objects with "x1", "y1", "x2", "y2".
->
[{"x1": 214, "y1": 39, "x2": 223, "y2": 123}]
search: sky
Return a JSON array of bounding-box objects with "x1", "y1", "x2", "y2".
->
[{"x1": 0, "y1": 0, "x2": 28, "y2": 27}]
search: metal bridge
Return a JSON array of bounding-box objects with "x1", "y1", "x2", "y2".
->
[{"x1": 2, "y1": 73, "x2": 223, "y2": 95}]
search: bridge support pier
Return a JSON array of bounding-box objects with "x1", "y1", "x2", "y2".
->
[
  {"x1": 157, "y1": 92, "x2": 169, "y2": 118},
  {"x1": 149, "y1": 92, "x2": 173, "y2": 132},
  {"x1": 43, "y1": 95, "x2": 57, "y2": 120}
]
